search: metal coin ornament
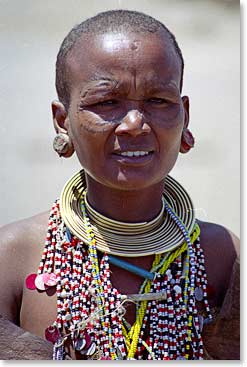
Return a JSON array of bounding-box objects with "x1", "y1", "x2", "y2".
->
[
  {"x1": 86, "y1": 342, "x2": 97, "y2": 356},
  {"x1": 25, "y1": 273, "x2": 37, "y2": 290},
  {"x1": 42, "y1": 272, "x2": 57, "y2": 287},
  {"x1": 75, "y1": 331, "x2": 97, "y2": 356},
  {"x1": 35, "y1": 274, "x2": 47, "y2": 291},
  {"x1": 198, "y1": 315, "x2": 204, "y2": 332},
  {"x1": 195, "y1": 286, "x2": 204, "y2": 301},
  {"x1": 74, "y1": 338, "x2": 86, "y2": 351},
  {"x1": 45, "y1": 325, "x2": 61, "y2": 344},
  {"x1": 173, "y1": 285, "x2": 182, "y2": 294},
  {"x1": 83, "y1": 331, "x2": 92, "y2": 350}
]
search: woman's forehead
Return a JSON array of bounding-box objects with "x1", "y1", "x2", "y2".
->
[
  {"x1": 68, "y1": 30, "x2": 178, "y2": 64},
  {"x1": 66, "y1": 31, "x2": 181, "y2": 90}
]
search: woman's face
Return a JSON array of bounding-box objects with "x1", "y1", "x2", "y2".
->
[{"x1": 63, "y1": 30, "x2": 189, "y2": 190}]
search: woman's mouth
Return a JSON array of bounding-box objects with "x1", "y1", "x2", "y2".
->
[
  {"x1": 111, "y1": 150, "x2": 154, "y2": 166},
  {"x1": 117, "y1": 150, "x2": 151, "y2": 157}
]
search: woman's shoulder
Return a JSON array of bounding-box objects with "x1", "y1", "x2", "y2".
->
[
  {"x1": 0, "y1": 211, "x2": 51, "y2": 287},
  {"x1": 0, "y1": 211, "x2": 50, "y2": 322},
  {"x1": 197, "y1": 219, "x2": 239, "y2": 258},
  {"x1": 0, "y1": 211, "x2": 50, "y2": 251},
  {"x1": 196, "y1": 219, "x2": 239, "y2": 308},
  {"x1": 197, "y1": 220, "x2": 240, "y2": 359}
]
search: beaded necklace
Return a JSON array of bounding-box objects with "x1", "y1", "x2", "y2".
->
[{"x1": 25, "y1": 177, "x2": 212, "y2": 360}]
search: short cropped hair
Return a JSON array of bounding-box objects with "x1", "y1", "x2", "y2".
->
[{"x1": 55, "y1": 9, "x2": 184, "y2": 110}]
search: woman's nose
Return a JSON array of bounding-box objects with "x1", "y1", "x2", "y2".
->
[{"x1": 115, "y1": 110, "x2": 151, "y2": 137}]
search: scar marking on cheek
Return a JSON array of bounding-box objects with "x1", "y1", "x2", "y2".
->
[
  {"x1": 130, "y1": 43, "x2": 138, "y2": 51},
  {"x1": 155, "y1": 107, "x2": 183, "y2": 129},
  {"x1": 79, "y1": 119, "x2": 116, "y2": 134},
  {"x1": 130, "y1": 40, "x2": 140, "y2": 51},
  {"x1": 80, "y1": 124, "x2": 113, "y2": 134}
]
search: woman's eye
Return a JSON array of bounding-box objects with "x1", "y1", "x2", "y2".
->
[
  {"x1": 147, "y1": 98, "x2": 168, "y2": 104},
  {"x1": 80, "y1": 100, "x2": 119, "y2": 110},
  {"x1": 97, "y1": 100, "x2": 118, "y2": 106}
]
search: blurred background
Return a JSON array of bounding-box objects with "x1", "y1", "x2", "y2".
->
[{"x1": 0, "y1": 0, "x2": 240, "y2": 236}]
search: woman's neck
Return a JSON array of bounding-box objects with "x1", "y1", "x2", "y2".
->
[{"x1": 86, "y1": 174, "x2": 164, "y2": 223}]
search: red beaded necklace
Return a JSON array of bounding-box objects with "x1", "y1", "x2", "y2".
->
[{"x1": 25, "y1": 198, "x2": 212, "y2": 360}]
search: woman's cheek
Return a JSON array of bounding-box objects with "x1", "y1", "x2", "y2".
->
[
  {"x1": 77, "y1": 110, "x2": 116, "y2": 134},
  {"x1": 149, "y1": 104, "x2": 184, "y2": 130}
]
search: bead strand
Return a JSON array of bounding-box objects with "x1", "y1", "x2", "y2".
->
[{"x1": 34, "y1": 198, "x2": 211, "y2": 360}]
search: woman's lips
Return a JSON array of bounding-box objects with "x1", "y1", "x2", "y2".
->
[{"x1": 111, "y1": 150, "x2": 155, "y2": 166}]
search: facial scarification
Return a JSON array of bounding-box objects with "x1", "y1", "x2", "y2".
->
[{"x1": 63, "y1": 30, "x2": 187, "y2": 191}]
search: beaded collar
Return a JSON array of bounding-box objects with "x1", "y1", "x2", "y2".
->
[{"x1": 25, "y1": 172, "x2": 212, "y2": 360}]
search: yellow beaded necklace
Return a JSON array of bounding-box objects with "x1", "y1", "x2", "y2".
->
[{"x1": 122, "y1": 224, "x2": 200, "y2": 359}]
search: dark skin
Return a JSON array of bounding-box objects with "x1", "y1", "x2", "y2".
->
[
  {"x1": 0, "y1": 30, "x2": 239, "y2": 359},
  {"x1": 54, "y1": 31, "x2": 188, "y2": 222}
]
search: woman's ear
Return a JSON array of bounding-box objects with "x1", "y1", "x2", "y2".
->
[
  {"x1": 181, "y1": 96, "x2": 190, "y2": 128},
  {"x1": 51, "y1": 100, "x2": 74, "y2": 158},
  {"x1": 51, "y1": 100, "x2": 68, "y2": 133},
  {"x1": 180, "y1": 96, "x2": 195, "y2": 154}
]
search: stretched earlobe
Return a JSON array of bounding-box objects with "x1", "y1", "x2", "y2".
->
[
  {"x1": 51, "y1": 100, "x2": 74, "y2": 158},
  {"x1": 180, "y1": 128, "x2": 195, "y2": 154},
  {"x1": 53, "y1": 133, "x2": 74, "y2": 158}
]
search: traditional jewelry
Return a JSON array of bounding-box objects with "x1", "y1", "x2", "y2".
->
[
  {"x1": 59, "y1": 169, "x2": 196, "y2": 256},
  {"x1": 53, "y1": 133, "x2": 74, "y2": 157},
  {"x1": 180, "y1": 128, "x2": 195, "y2": 154},
  {"x1": 108, "y1": 255, "x2": 155, "y2": 280},
  {"x1": 26, "y1": 171, "x2": 212, "y2": 360}
]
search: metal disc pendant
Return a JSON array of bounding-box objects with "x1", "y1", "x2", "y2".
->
[
  {"x1": 198, "y1": 315, "x2": 204, "y2": 332},
  {"x1": 74, "y1": 338, "x2": 86, "y2": 351},
  {"x1": 34, "y1": 274, "x2": 47, "y2": 291},
  {"x1": 45, "y1": 325, "x2": 60, "y2": 344},
  {"x1": 195, "y1": 286, "x2": 204, "y2": 301},
  {"x1": 42, "y1": 272, "x2": 57, "y2": 287},
  {"x1": 25, "y1": 273, "x2": 37, "y2": 290},
  {"x1": 85, "y1": 342, "x2": 96, "y2": 356}
]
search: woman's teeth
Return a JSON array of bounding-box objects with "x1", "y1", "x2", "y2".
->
[{"x1": 119, "y1": 151, "x2": 150, "y2": 157}]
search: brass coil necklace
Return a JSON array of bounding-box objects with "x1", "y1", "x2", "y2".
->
[{"x1": 60, "y1": 170, "x2": 195, "y2": 257}]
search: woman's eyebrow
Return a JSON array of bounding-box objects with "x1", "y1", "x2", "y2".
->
[
  {"x1": 80, "y1": 77, "x2": 180, "y2": 99},
  {"x1": 80, "y1": 77, "x2": 119, "y2": 98},
  {"x1": 145, "y1": 81, "x2": 180, "y2": 95},
  {"x1": 86, "y1": 72, "x2": 118, "y2": 84}
]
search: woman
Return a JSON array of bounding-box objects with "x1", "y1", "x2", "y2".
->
[{"x1": 0, "y1": 10, "x2": 239, "y2": 360}]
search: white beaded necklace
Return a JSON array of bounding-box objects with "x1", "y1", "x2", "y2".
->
[{"x1": 25, "y1": 171, "x2": 212, "y2": 360}]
